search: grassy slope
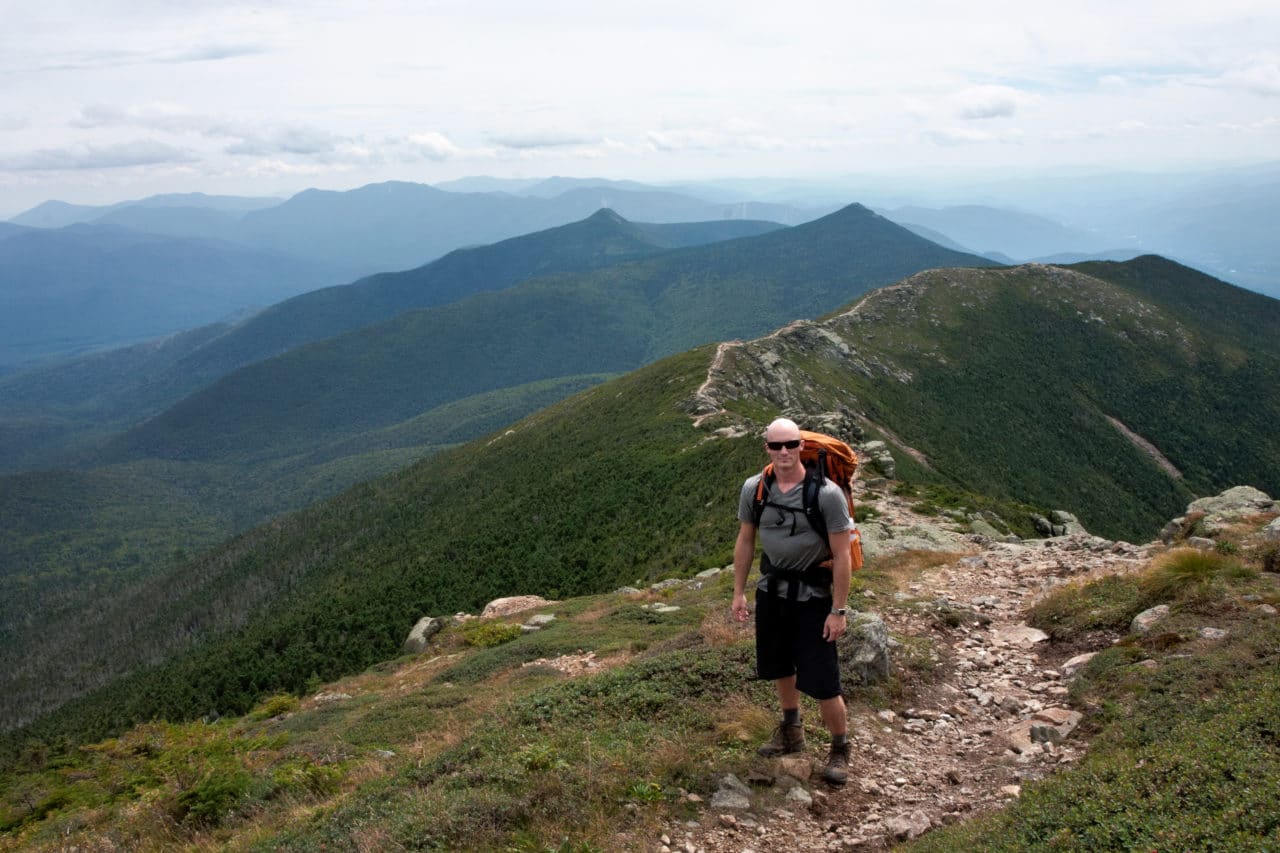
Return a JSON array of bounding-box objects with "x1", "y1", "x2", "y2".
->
[
  {"x1": 0, "y1": 205, "x2": 980, "y2": 683},
  {"x1": 2, "y1": 516, "x2": 1277, "y2": 850},
  {"x1": 9, "y1": 256, "x2": 1279, "y2": 749},
  {"x1": 2, "y1": 349, "x2": 764, "y2": 749}
]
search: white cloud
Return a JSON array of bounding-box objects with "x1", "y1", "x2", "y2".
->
[
  {"x1": 402, "y1": 133, "x2": 461, "y2": 161},
  {"x1": 3, "y1": 1, "x2": 1279, "y2": 214},
  {"x1": 0, "y1": 140, "x2": 195, "y2": 171},
  {"x1": 1223, "y1": 57, "x2": 1280, "y2": 97},
  {"x1": 487, "y1": 131, "x2": 600, "y2": 150},
  {"x1": 224, "y1": 125, "x2": 348, "y2": 157},
  {"x1": 955, "y1": 85, "x2": 1031, "y2": 120}
]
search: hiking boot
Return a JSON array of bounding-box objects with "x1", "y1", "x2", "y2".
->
[
  {"x1": 822, "y1": 741, "x2": 851, "y2": 785},
  {"x1": 757, "y1": 721, "x2": 805, "y2": 757}
]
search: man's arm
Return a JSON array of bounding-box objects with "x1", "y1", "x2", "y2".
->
[
  {"x1": 823, "y1": 528, "x2": 852, "y2": 641},
  {"x1": 732, "y1": 522, "x2": 757, "y2": 622}
]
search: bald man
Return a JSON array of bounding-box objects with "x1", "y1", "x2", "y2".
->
[{"x1": 732, "y1": 417, "x2": 853, "y2": 784}]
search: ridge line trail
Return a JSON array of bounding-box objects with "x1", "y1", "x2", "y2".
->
[{"x1": 655, "y1": 492, "x2": 1146, "y2": 852}]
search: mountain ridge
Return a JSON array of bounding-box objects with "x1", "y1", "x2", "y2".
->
[{"x1": 6, "y1": 256, "x2": 1276, "y2": 756}]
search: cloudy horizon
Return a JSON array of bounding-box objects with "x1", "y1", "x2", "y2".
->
[{"x1": 2, "y1": 0, "x2": 1278, "y2": 217}]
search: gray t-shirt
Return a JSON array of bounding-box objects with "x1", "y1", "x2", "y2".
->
[{"x1": 738, "y1": 473, "x2": 853, "y2": 600}]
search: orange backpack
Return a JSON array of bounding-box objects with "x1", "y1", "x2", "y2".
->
[{"x1": 751, "y1": 430, "x2": 864, "y2": 571}]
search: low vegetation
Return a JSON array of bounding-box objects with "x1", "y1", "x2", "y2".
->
[{"x1": 5, "y1": 517, "x2": 1279, "y2": 850}]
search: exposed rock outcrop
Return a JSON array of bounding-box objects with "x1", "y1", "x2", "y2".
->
[{"x1": 1160, "y1": 486, "x2": 1276, "y2": 543}]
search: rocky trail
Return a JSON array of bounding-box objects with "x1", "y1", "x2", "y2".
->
[{"x1": 650, "y1": 491, "x2": 1156, "y2": 852}]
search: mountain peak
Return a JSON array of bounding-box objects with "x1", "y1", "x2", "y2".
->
[{"x1": 584, "y1": 207, "x2": 629, "y2": 225}]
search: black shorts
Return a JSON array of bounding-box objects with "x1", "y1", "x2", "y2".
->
[{"x1": 754, "y1": 589, "x2": 842, "y2": 700}]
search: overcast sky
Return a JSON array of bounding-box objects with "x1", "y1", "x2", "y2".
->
[{"x1": 1, "y1": 0, "x2": 1277, "y2": 216}]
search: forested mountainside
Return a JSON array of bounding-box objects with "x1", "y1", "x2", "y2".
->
[
  {"x1": 5, "y1": 256, "x2": 1275, "y2": 769},
  {"x1": 0, "y1": 204, "x2": 988, "y2": 734}
]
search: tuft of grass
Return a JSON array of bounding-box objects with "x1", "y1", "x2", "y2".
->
[
  {"x1": 1137, "y1": 548, "x2": 1255, "y2": 608},
  {"x1": 1029, "y1": 574, "x2": 1143, "y2": 639}
]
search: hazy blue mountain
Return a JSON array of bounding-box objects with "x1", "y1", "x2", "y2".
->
[
  {"x1": 0, "y1": 210, "x2": 782, "y2": 472},
  {"x1": 432, "y1": 175, "x2": 545, "y2": 194},
  {"x1": 8, "y1": 192, "x2": 278, "y2": 229},
  {"x1": 0, "y1": 223, "x2": 338, "y2": 367},
  {"x1": 519, "y1": 176, "x2": 663, "y2": 197},
  {"x1": 8, "y1": 200, "x2": 128, "y2": 228},
  {"x1": 102, "y1": 203, "x2": 991, "y2": 465},
  {"x1": 91, "y1": 204, "x2": 245, "y2": 242},
  {"x1": 231, "y1": 180, "x2": 828, "y2": 276},
  {"x1": 1034, "y1": 249, "x2": 1148, "y2": 264},
  {"x1": 893, "y1": 221, "x2": 978, "y2": 254},
  {"x1": 881, "y1": 204, "x2": 1129, "y2": 260}
]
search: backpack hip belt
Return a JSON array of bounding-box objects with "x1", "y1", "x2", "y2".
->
[{"x1": 761, "y1": 552, "x2": 834, "y2": 602}]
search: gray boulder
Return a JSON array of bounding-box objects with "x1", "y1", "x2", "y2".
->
[
  {"x1": 860, "y1": 440, "x2": 897, "y2": 479},
  {"x1": 969, "y1": 518, "x2": 1004, "y2": 540},
  {"x1": 1187, "y1": 486, "x2": 1274, "y2": 518},
  {"x1": 710, "y1": 774, "x2": 753, "y2": 810},
  {"x1": 1264, "y1": 517, "x2": 1280, "y2": 543},
  {"x1": 403, "y1": 616, "x2": 445, "y2": 654},
  {"x1": 1048, "y1": 510, "x2": 1088, "y2": 537},
  {"x1": 1131, "y1": 605, "x2": 1170, "y2": 635},
  {"x1": 838, "y1": 611, "x2": 891, "y2": 687},
  {"x1": 1165, "y1": 486, "x2": 1277, "y2": 541},
  {"x1": 859, "y1": 520, "x2": 962, "y2": 558}
]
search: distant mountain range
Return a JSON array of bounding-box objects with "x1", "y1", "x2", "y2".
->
[
  {"x1": 882, "y1": 204, "x2": 1129, "y2": 260},
  {"x1": 0, "y1": 222, "x2": 337, "y2": 367},
  {"x1": 1, "y1": 182, "x2": 833, "y2": 368},
  {"x1": 0, "y1": 203, "x2": 990, "y2": 733},
  {"x1": 7, "y1": 170, "x2": 1274, "y2": 373},
  {"x1": 0, "y1": 210, "x2": 781, "y2": 472},
  {"x1": 98, "y1": 203, "x2": 990, "y2": 467}
]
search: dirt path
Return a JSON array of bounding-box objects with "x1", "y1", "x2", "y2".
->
[{"x1": 653, "y1": 495, "x2": 1149, "y2": 852}]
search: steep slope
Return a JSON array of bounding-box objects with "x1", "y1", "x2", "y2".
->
[
  {"x1": 694, "y1": 260, "x2": 1280, "y2": 539},
  {"x1": 8, "y1": 257, "x2": 1279, "y2": 756},
  {"x1": 104, "y1": 204, "x2": 991, "y2": 463}
]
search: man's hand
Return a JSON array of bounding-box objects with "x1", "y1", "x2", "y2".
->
[
  {"x1": 732, "y1": 591, "x2": 749, "y2": 622},
  {"x1": 823, "y1": 612, "x2": 847, "y2": 642}
]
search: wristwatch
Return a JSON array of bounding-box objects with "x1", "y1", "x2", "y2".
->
[{"x1": 830, "y1": 607, "x2": 848, "y2": 616}]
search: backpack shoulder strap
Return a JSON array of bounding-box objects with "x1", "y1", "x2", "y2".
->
[
  {"x1": 802, "y1": 451, "x2": 829, "y2": 543},
  {"x1": 750, "y1": 463, "x2": 776, "y2": 526}
]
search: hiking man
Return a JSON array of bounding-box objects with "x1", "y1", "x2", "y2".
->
[{"x1": 732, "y1": 417, "x2": 854, "y2": 784}]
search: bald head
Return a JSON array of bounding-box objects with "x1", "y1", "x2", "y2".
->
[{"x1": 764, "y1": 418, "x2": 801, "y2": 442}]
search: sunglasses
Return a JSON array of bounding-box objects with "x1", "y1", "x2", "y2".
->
[{"x1": 765, "y1": 439, "x2": 802, "y2": 451}]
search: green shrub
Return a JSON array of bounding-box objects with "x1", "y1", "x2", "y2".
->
[
  {"x1": 461, "y1": 620, "x2": 522, "y2": 648},
  {"x1": 172, "y1": 768, "x2": 252, "y2": 826},
  {"x1": 250, "y1": 693, "x2": 300, "y2": 720}
]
